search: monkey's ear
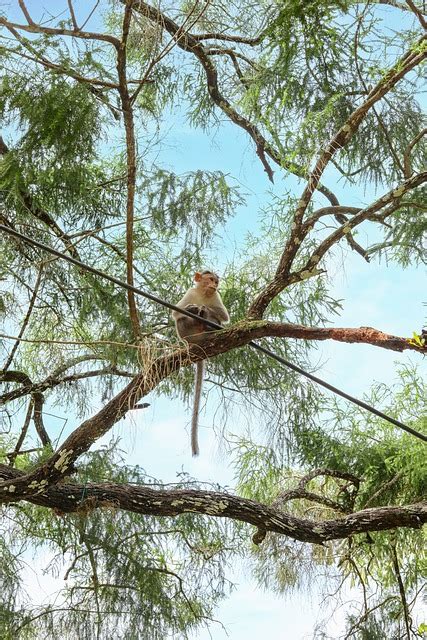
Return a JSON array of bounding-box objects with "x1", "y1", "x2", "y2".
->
[{"x1": 194, "y1": 272, "x2": 202, "y2": 282}]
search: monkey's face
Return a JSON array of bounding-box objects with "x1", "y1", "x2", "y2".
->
[{"x1": 196, "y1": 272, "x2": 219, "y2": 297}]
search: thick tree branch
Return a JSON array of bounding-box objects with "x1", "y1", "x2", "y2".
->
[
  {"x1": 0, "y1": 320, "x2": 424, "y2": 500},
  {"x1": 191, "y1": 31, "x2": 264, "y2": 45},
  {"x1": 2, "y1": 321, "x2": 422, "y2": 404},
  {"x1": 0, "y1": 464, "x2": 425, "y2": 545}
]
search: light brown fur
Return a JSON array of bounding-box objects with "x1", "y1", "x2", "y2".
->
[{"x1": 173, "y1": 271, "x2": 229, "y2": 455}]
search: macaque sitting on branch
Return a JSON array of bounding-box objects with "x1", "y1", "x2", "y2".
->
[{"x1": 172, "y1": 271, "x2": 230, "y2": 456}]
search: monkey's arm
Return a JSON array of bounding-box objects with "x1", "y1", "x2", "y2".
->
[
  {"x1": 172, "y1": 289, "x2": 198, "y2": 321},
  {"x1": 174, "y1": 303, "x2": 207, "y2": 341},
  {"x1": 207, "y1": 306, "x2": 229, "y2": 325},
  {"x1": 206, "y1": 294, "x2": 230, "y2": 325}
]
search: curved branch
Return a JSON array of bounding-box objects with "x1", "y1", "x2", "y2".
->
[
  {"x1": 1, "y1": 357, "x2": 133, "y2": 403},
  {"x1": 0, "y1": 319, "x2": 424, "y2": 500},
  {"x1": 246, "y1": 36, "x2": 427, "y2": 318},
  {"x1": 248, "y1": 170, "x2": 427, "y2": 317},
  {"x1": 32, "y1": 391, "x2": 51, "y2": 447},
  {"x1": 6, "y1": 399, "x2": 33, "y2": 465},
  {"x1": 2, "y1": 320, "x2": 422, "y2": 405},
  {"x1": 0, "y1": 464, "x2": 425, "y2": 545},
  {"x1": 293, "y1": 172, "x2": 426, "y2": 284},
  {"x1": 130, "y1": 0, "x2": 338, "y2": 203}
]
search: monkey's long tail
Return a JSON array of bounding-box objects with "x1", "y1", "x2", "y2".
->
[{"x1": 191, "y1": 360, "x2": 204, "y2": 456}]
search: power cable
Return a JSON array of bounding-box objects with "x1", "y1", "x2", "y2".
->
[{"x1": 1, "y1": 223, "x2": 426, "y2": 443}]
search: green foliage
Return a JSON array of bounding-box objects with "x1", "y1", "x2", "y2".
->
[
  {"x1": 367, "y1": 190, "x2": 427, "y2": 266},
  {"x1": 230, "y1": 366, "x2": 426, "y2": 614},
  {"x1": 1, "y1": 0, "x2": 426, "y2": 636},
  {"x1": 139, "y1": 166, "x2": 244, "y2": 242},
  {"x1": 0, "y1": 442, "x2": 238, "y2": 640},
  {"x1": 0, "y1": 72, "x2": 123, "y2": 228}
]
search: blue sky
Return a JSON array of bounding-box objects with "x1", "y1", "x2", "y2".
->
[{"x1": 2, "y1": 1, "x2": 426, "y2": 638}]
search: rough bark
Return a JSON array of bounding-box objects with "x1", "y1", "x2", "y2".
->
[
  {"x1": 0, "y1": 464, "x2": 425, "y2": 545},
  {"x1": 0, "y1": 321, "x2": 424, "y2": 502}
]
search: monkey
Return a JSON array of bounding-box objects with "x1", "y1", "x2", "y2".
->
[{"x1": 172, "y1": 271, "x2": 230, "y2": 456}]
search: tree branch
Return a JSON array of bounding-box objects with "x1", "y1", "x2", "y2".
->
[
  {"x1": 248, "y1": 170, "x2": 427, "y2": 317},
  {"x1": 0, "y1": 16, "x2": 120, "y2": 47},
  {"x1": 130, "y1": 0, "x2": 338, "y2": 204},
  {"x1": 0, "y1": 141, "x2": 82, "y2": 261},
  {"x1": 0, "y1": 464, "x2": 425, "y2": 545},
  {"x1": 0, "y1": 320, "x2": 424, "y2": 500},
  {"x1": 117, "y1": 2, "x2": 141, "y2": 339},
  {"x1": 290, "y1": 36, "x2": 426, "y2": 238},
  {"x1": 403, "y1": 127, "x2": 426, "y2": 178},
  {"x1": 2, "y1": 264, "x2": 44, "y2": 372},
  {"x1": 2, "y1": 321, "x2": 422, "y2": 405},
  {"x1": 245, "y1": 36, "x2": 427, "y2": 318}
]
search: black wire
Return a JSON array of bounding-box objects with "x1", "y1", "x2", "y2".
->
[{"x1": 1, "y1": 224, "x2": 426, "y2": 443}]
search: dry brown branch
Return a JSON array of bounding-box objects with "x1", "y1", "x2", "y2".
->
[{"x1": 292, "y1": 171, "x2": 426, "y2": 284}]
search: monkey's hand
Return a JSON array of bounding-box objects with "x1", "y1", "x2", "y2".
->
[{"x1": 184, "y1": 304, "x2": 202, "y2": 315}]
